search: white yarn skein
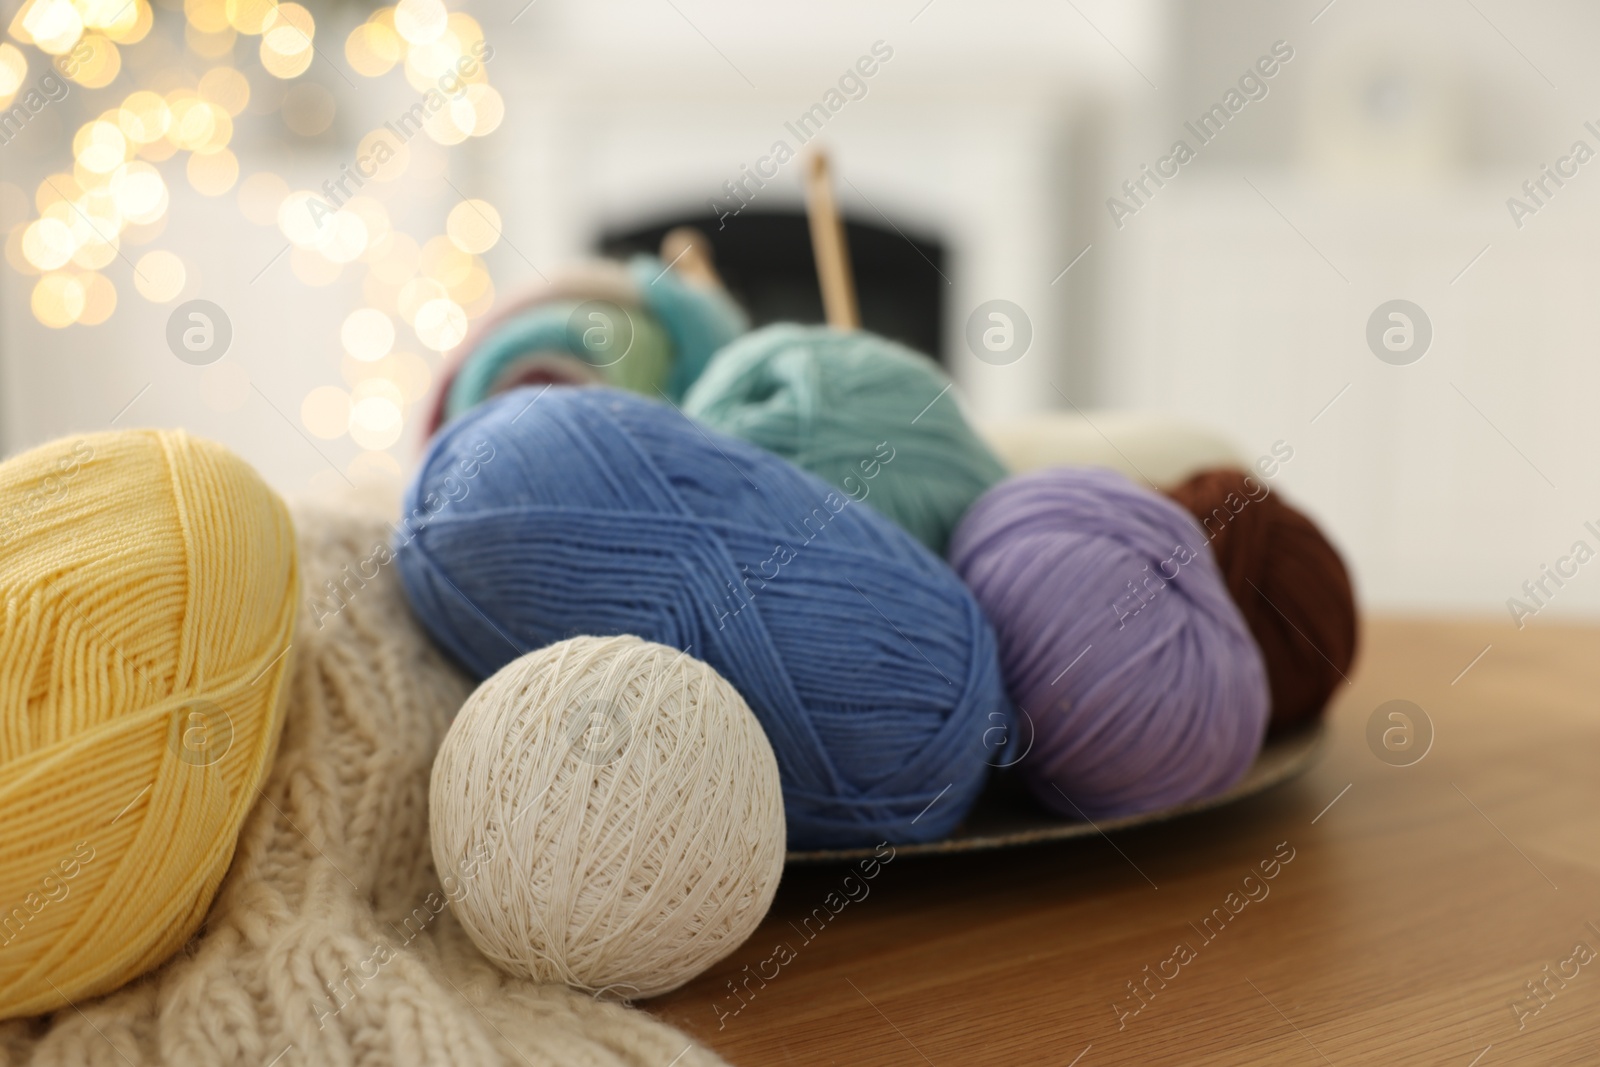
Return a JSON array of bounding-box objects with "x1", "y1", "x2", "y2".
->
[{"x1": 430, "y1": 634, "x2": 786, "y2": 1000}]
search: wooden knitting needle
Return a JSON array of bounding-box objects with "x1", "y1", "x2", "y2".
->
[
  {"x1": 803, "y1": 149, "x2": 861, "y2": 330},
  {"x1": 659, "y1": 227, "x2": 724, "y2": 289}
]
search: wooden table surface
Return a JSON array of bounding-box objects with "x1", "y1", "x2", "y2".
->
[{"x1": 649, "y1": 619, "x2": 1600, "y2": 1065}]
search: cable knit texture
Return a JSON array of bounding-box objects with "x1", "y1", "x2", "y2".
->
[{"x1": 0, "y1": 502, "x2": 725, "y2": 1067}]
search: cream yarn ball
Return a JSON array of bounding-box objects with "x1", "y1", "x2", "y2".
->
[{"x1": 429, "y1": 634, "x2": 786, "y2": 999}]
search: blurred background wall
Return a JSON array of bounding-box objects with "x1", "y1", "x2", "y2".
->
[{"x1": 1, "y1": 0, "x2": 1596, "y2": 621}]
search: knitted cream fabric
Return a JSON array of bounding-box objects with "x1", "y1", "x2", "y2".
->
[{"x1": 0, "y1": 502, "x2": 726, "y2": 1067}]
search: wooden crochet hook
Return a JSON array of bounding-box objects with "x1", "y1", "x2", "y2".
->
[
  {"x1": 659, "y1": 227, "x2": 724, "y2": 289},
  {"x1": 804, "y1": 149, "x2": 860, "y2": 330}
]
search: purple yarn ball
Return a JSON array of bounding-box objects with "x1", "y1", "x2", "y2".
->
[{"x1": 949, "y1": 467, "x2": 1269, "y2": 820}]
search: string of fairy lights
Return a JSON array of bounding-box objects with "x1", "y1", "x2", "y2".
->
[{"x1": 0, "y1": 0, "x2": 507, "y2": 462}]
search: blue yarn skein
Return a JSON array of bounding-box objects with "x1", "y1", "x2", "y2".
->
[{"x1": 396, "y1": 387, "x2": 1010, "y2": 849}]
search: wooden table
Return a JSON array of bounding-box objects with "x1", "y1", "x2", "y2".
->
[{"x1": 649, "y1": 619, "x2": 1600, "y2": 1065}]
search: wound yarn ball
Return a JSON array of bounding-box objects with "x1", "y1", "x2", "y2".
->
[
  {"x1": 684, "y1": 325, "x2": 1006, "y2": 555},
  {"x1": 0, "y1": 430, "x2": 297, "y2": 1018},
  {"x1": 949, "y1": 467, "x2": 1268, "y2": 820},
  {"x1": 429, "y1": 635, "x2": 785, "y2": 999},
  {"x1": 1166, "y1": 468, "x2": 1357, "y2": 732},
  {"x1": 397, "y1": 387, "x2": 1008, "y2": 849}
]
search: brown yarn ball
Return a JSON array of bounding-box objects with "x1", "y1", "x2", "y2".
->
[{"x1": 1166, "y1": 468, "x2": 1357, "y2": 732}]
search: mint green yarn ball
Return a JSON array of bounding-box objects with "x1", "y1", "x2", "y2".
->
[{"x1": 683, "y1": 324, "x2": 1007, "y2": 555}]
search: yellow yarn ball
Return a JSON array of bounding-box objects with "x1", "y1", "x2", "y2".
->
[{"x1": 0, "y1": 430, "x2": 298, "y2": 1019}]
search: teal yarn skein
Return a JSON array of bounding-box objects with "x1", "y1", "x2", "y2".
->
[
  {"x1": 445, "y1": 301, "x2": 674, "y2": 421},
  {"x1": 627, "y1": 256, "x2": 749, "y2": 400},
  {"x1": 684, "y1": 325, "x2": 1007, "y2": 555},
  {"x1": 395, "y1": 386, "x2": 1012, "y2": 850},
  {"x1": 440, "y1": 254, "x2": 749, "y2": 429}
]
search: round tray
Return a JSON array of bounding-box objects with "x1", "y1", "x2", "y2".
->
[{"x1": 785, "y1": 722, "x2": 1325, "y2": 864}]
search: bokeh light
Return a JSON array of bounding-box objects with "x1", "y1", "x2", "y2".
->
[
  {"x1": 448, "y1": 262, "x2": 491, "y2": 307},
  {"x1": 343, "y1": 348, "x2": 431, "y2": 403},
  {"x1": 344, "y1": 21, "x2": 399, "y2": 78},
  {"x1": 413, "y1": 296, "x2": 466, "y2": 351},
  {"x1": 424, "y1": 97, "x2": 470, "y2": 146},
  {"x1": 36, "y1": 173, "x2": 81, "y2": 214},
  {"x1": 22, "y1": 217, "x2": 75, "y2": 271},
  {"x1": 32, "y1": 272, "x2": 86, "y2": 327},
  {"x1": 112, "y1": 161, "x2": 168, "y2": 223},
  {"x1": 118, "y1": 90, "x2": 172, "y2": 142},
  {"x1": 446, "y1": 198, "x2": 500, "y2": 254},
  {"x1": 397, "y1": 275, "x2": 445, "y2": 323},
  {"x1": 66, "y1": 35, "x2": 121, "y2": 88},
  {"x1": 184, "y1": 0, "x2": 230, "y2": 35},
  {"x1": 463, "y1": 84, "x2": 503, "y2": 137},
  {"x1": 259, "y1": 1, "x2": 313, "y2": 78},
  {"x1": 278, "y1": 189, "x2": 324, "y2": 246},
  {"x1": 120, "y1": 212, "x2": 167, "y2": 244},
  {"x1": 198, "y1": 65, "x2": 250, "y2": 115},
  {"x1": 138, "y1": 135, "x2": 178, "y2": 162},
  {"x1": 446, "y1": 12, "x2": 484, "y2": 54},
  {"x1": 393, "y1": 0, "x2": 445, "y2": 45},
  {"x1": 6, "y1": 231, "x2": 38, "y2": 277},
  {"x1": 224, "y1": 0, "x2": 275, "y2": 35},
  {"x1": 133, "y1": 248, "x2": 185, "y2": 301},
  {"x1": 77, "y1": 270, "x2": 117, "y2": 324},
  {"x1": 167, "y1": 94, "x2": 220, "y2": 151},
  {"x1": 105, "y1": 0, "x2": 152, "y2": 44},
  {"x1": 70, "y1": 230, "x2": 119, "y2": 270},
  {"x1": 349, "y1": 383, "x2": 405, "y2": 451},
  {"x1": 3, "y1": 0, "x2": 507, "y2": 367},
  {"x1": 23, "y1": 0, "x2": 85, "y2": 55},
  {"x1": 317, "y1": 208, "x2": 369, "y2": 263},
  {"x1": 341, "y1": 307, "x2": 394, "y2": 362},
  {"x1": 74, "y1": 120, "x2": 129, "y2": 173}
]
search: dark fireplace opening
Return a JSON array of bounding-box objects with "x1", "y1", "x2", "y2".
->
[{"x1": 598, "y1": 209, "x2": 947, "y2": 364}]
